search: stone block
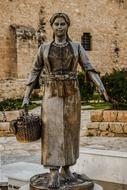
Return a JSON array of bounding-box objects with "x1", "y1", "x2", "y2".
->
[
  {"x1": 86, "y1": 122, "x2": 100, "y2": 129},
  {"x1": 103, "y1": 110, "x2": 118, "y2": 122},
  {"x1": 80, "y1": 130, "x2": 88, "y2": 137},
  {"x1": 4, "y1": 132, "x2": 14, "y2": 137},
  {"x1": 99, "y1": 123, "x2": 109, "y2": 131},
  {"x1": 123, "y1": 124, "x2": 127, "y2": 133},
  {"x1": 107, "y1": 132, "x2": 115, "y2": 137},
  {"x1": 117, "y1": 111, "x2": 127, "y2": 122},
  {"x1": 90, "y1": 110, "x2": 103, "y2": 122},
  {"x1": 0, "y1": 131, "x2": 5, "y2": 137},
  {"x1": 0, "y1": 122, "x2": 14, "y2": 137},
  {"x1": 0, "y1": 131, "x2": 13, "y2": 137},
  {"x1": 87, "y1": 129, "x2": 98, "y2": 136},
  {"x1": 0, "y1": 122, "x2": 10, "y2": 131},
  {"x1": 109, "y1": 123, "x2": 124, "y2": 134},
  {"x1": 100, "y1": 131, "x2": 109, "y2": 136},
  {"x1": 0, "y1": 110, "x2": 20, "y2": 121}
]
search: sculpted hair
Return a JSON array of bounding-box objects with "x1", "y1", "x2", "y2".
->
[{"x1": 50, "y1": 12, "x2": 70, "y2": 26}]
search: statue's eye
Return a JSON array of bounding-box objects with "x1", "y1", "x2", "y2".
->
[
  {"x1": 61, "y1": 22, "x2": 66, "y2": 26},
  {"x1": 54, "y1": 22, "x2": 59, "y2": 26}
]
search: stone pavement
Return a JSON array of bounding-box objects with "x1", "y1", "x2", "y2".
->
[
  {"x1": 1, "y1": 136, "x2": 127, "y2": 166},
  {"x1": 80, "y1": 137, "x2": 127, "y2": 151},
  {"x1": 0, "y1": 108, "x2": 127, "y2": 190},
  {"x1": 0, "y1": 108, "x2": 90, "y2": 165},
  {"x1": 0, "y1": 108, "x2": 127, "y2": 166}
]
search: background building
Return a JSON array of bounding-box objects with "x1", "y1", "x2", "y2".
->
[{"x1": 0, "y1": 0, "x2": 127, "y2": 99}]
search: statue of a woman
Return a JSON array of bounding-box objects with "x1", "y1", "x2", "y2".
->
[{"x1": 22, "y1": 13, "x2": 109, "y2": 188}]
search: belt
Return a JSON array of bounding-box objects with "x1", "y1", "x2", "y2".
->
[{"x1": 43, "y1": 73, "x2": 77, "y2": 81}]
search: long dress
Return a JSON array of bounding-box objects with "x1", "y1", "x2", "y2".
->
[{"x1": 26, "y1": 41, "x2": 96, "y2": 167}]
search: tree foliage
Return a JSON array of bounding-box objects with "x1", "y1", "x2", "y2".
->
[{"x1": 101, "y1": 69, "x2": 127, "y2": 104}]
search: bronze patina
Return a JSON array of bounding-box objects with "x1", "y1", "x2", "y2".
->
[{"x1": 22, "y1": 12, "x2": 108, "y2": 189}]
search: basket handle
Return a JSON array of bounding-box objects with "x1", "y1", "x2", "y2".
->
[{"x1": 24, "y1": 104, "x2": 29, "y2": 116}]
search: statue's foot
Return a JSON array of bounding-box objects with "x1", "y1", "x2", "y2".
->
[
  {"x1": 48, "y1": 169, "x2": 60, "y2": 188},
  {"x1": 61, "y1": 166, "x2": 77, "y2": 182}
]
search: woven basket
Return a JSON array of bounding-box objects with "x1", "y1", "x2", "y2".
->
[{"x1": 10, "y1": 107, "x2": 42, "y2": 143}]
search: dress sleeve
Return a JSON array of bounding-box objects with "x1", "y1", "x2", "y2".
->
[
  {"x1": 78, "y1": 44, "x2": 106, "y2": 94},
  {"x1": 26, "y1": 45, "x2": 44, "y2": 88},
  {"x1": 78, "y1": 44, "x2": 97, "y2": 73}
]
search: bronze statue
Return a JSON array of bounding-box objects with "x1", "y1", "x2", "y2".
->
[{"x1": 22, "y1": 13, "x2": 109, "y2": 188}]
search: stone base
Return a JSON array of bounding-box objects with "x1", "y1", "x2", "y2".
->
[
  {"x1": 30, "y1": 173, "x2": 94, "y2": 190},
  {"x1": 73, "y1": 147, "x2": 127, "y2": 185}
]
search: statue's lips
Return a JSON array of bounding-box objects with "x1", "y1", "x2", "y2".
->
[{"x1": 56, "y1": 30, "x2": 64, "y2": 33}]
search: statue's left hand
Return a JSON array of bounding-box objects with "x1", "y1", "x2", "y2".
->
[
  {"x1": 22, "y1": 97, "x2": 29, "y2": 107},
  {"x1": 102, "y1": 91, "x2": 109, "y2": 102}
]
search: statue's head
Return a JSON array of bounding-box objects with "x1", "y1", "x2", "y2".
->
[{"x1": 50, "y1": 13, "x2": 71, "y2": 41}]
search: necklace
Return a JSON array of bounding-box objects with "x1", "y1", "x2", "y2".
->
[{"x1": 52, "y1": 41, "x2": 69, "y2": 48}]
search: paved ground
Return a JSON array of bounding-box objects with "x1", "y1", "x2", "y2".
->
[
  {"x1": 0, "y1": 108, "x2": 127, "y2": 166},
  {"x1": 0, "y1": 108, "x2": 127, "y2": 190},
  {"x1": 80, "y1": 137, "x2": 127, "y2": 151},
  {"x1": 0, "y1": 108, "x2": 90, "y2": 165},
  {"x1": 1, "y1": 136, "x2": 127, "y2": 165}
]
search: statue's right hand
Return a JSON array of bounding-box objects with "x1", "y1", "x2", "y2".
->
[{"x1": 22, "y1": 97, "x2": 29, "y2": 107}]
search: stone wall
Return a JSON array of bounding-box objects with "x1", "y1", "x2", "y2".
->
[
  {"x1": 0, "y1": 0, "x2": 127, "y2": 99},
  {"x1": 43, "y1": 0, "x2": 127, "y2": 74},
  {"x1": 0, "y1": 79, "x2": 26, "y2": 101},
  {"x1": 10, "y1": 25, "x2": 38, "y2": 79},
  {"x1": 86, "y1": 110, "x2": 127, "y2": 136}
]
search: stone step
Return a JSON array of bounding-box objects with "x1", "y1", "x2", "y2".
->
[
  {"x1": 1, "y1": 162, "x2": 48, "y2": 190},
  {"x1": 91, "y1": 110, "x2": 127, "y2": 122},
  {"x1": 86, "y1": 122, "x2": 127, "y2": 136},
  {"x1": 73, "y1": 147, "x2": 127, "y2": 185}
]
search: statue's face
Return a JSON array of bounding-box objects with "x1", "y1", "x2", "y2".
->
[{"x1": 52, "y1": 17, "x2": 68, "y2": 37}]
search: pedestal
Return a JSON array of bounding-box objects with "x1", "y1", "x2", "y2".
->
[
  {"x1": 2, "y1": 162, "x2": 48, "y2": 190},
  {"x1": 30, "y1": 173, "x2": 94, "y2": 190},
  {"x1": 73, "y1": 147, "x2": 127, "y2": 184}
]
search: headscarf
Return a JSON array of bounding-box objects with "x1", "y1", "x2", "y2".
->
[{"x1": 50, "y1": 13, "x2": 70, "y2": 26}]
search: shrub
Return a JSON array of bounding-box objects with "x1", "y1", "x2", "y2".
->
[
  {"x1": 0, "y1": 98, "x2": 39, "y2": 111},
  {"x1": 77, "y1": 71, "x2": 95, "y2": 101},
  {"x1": 101, "y1": 69, "x2": 127, "y2": 107},
  {"x1": 0, "y1": 98, "x2": 22, "y2": 111}
]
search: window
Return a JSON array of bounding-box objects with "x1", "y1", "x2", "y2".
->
[{"x1": 81, "y1": 32, "x2": 92, "y2": 51}]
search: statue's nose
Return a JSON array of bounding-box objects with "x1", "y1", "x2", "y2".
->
[{"x1": 57, "y1": 24, "x2": 62, "y2": 29}]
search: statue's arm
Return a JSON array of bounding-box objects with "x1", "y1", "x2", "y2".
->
[
  {"x1": 78, "y1": 44, "x2": 109, "y2": 101},
  {"x1": 22, "y1": 45, "x2": 44, "y2": 106}
]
